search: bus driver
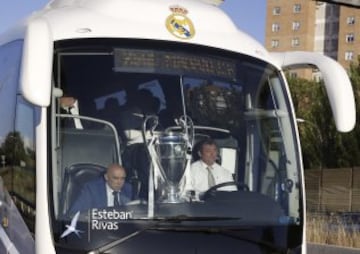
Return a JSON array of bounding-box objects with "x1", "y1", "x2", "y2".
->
[{"x1": 188, "y1": 138, "x2": 237, "y2": 196}]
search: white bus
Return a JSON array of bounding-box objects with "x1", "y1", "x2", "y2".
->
[{"x1": 0, "y1": 0, "x2": 355, "y2": 253}]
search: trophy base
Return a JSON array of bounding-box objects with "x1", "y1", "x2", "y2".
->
[
  {"x1": 160, "y1": 186, "x2": 186, "y2": 204},
  {"x1": 161, "y1": 196, "x2": 186, "y2": 204}
]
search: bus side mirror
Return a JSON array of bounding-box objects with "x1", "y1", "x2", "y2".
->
[
  {"x1": 271, "y1": 51, "x2": 356, "y2": 133},
  {"x1": 20, "y1": 18, "x2": 53, "y2": 107}
]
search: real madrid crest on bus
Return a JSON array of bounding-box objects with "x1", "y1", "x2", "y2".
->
[{"x1": 166, "y1": 5, "x2": 195, "y2": 39}]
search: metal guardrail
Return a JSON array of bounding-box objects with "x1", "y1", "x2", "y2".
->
[{"x1": 305, "y1": 168, "x2": 360, "y2": 212}]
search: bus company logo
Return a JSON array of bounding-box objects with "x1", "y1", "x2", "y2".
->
[
  {"x1": 90, "y1": 208, "x2": 133, "y2": 231},
  {"x1": 60, "y1": 211, "x2": 83, "y2": 239},
  {"x1": 165, "y1": 5, "x2": 195, "y2": 40}
]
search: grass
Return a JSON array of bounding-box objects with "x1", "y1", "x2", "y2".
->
[{"x1": 307, "y1": 212, "x2": 360, "y2": 248}]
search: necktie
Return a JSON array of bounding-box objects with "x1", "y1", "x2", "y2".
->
[
  {"x1": 207, "y1": 167, "x2": 216, "y2": 188},
  {"x1": 68, "y1": 107, "x2": 84, "y2": 129},
  {"x1": 113, "y1": 191, "x2": 121, "y2": 207}
]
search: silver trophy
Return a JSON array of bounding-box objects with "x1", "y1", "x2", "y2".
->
[{"x1": 144, "y1": 115, "x2": 193, "y2": 203}]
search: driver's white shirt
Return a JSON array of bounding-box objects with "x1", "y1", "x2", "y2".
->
[{"x1": 189, "y1": 160, "x2": 237, "y2": 193}]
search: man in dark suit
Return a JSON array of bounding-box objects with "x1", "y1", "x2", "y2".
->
[
  {"x1": 59, "y1": 95, "x2": 84, "y2": 129},
  {"x1": 68, "y1": 164, "x2": 132, "y2": 214}
]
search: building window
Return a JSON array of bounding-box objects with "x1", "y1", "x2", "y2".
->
[
  {"x1": 271, "y1": 39, "x2": 279, "y2": 48},
  {"x1": 290, "y1": 72, "x2": 298, "y2": 78},
  {"x1": 291, "y1": 38, "x2": 300, "y2": 47},
  {"x1": 293, "y1": 4, "x2": 301, "y2": 13},
  {"x1": 273, "y1": 7, "x2": 281, "y2": 15},
  {"x1": 347, "y1": 16, "x2": 355, "y2": 25},
  {"x1": 345, "y1": 51, "x2": 354, "y2": 61},
  {"x1": 346, "y1": 33, "x2": 355, "y2": 43},
  {"x1": 313, "y1": 73, "x2": 322, "y2": 83},
  {"x1": 292, "y1": 21, "x2": 301, "y2": 31},
  {"x1": 272, "y1": 23, "x2": 280, "y2": 32}
]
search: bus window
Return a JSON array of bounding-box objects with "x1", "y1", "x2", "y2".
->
[{"x1": 14, "y1": 97, "x2": 36, "y2": 232}]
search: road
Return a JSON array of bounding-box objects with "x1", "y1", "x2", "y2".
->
[{"x1": 308, "y1": 243, "x2": 360, "y2": 253}]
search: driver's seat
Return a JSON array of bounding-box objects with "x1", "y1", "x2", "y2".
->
[{"x1": 60, "y1": 163, "x2": 106, "y2": 216}]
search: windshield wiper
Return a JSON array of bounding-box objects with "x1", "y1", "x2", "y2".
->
[
  {"x1": 88, "y1": 223, "x2": 292, "y2": 254},
  {"x1": 87, "y1": 224, "x2": 152, "y2": 254},
  {"x1": 149, "y1": 215, "x2": 242, "y2": 222},
  {"x1": 153, "y1": 227, "x2": 293, "y2": 254},
  {"x1": 87, "y1": 215, "x2": 242, "y2": 254}
]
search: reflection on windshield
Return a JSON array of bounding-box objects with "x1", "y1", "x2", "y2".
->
[{"x1": 51, "y1": 42, "x2": 301, "y2": 252}]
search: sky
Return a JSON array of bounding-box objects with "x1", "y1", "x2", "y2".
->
[{"x1": 0, "y1": 0, "x2": 267, "y2": 44}]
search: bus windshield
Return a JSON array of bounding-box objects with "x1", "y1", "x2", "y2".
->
[{"x1": 51, "y1": 39, "x2": 302, "y2": 252}]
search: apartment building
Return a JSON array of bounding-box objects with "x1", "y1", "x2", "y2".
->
[
  {"x1": 338, "y1": 6, "x2": 360, "y2": 68},
  {"x1": 265, "y1": 1, "x2": 358, "y2": 79}
]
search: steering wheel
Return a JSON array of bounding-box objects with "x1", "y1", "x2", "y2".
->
[{"x1": 202, "y1": 181, "x2": 249, "y2": 200}]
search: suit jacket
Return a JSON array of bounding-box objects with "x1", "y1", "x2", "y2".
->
[{"x1": 68, "y1": 176, "x2": 132, "y2": 215}]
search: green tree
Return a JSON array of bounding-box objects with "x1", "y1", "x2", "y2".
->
[
  {"x1": 288, "y1": 65, "x2": 360, "y2": 169},
  {"x1": 1, "y1": 131, "x2": 26, "y2": 166}
]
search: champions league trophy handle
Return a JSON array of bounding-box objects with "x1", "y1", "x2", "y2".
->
[
  {"x1": 142, "y1": 115, "x2": 159, "y2": 141},
  {"x1": 175, "y1": 115, "x2": 194, "y2": 153},
  {"x1": 143, "y1": 115, "x2": 194, "y2": 203}
]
